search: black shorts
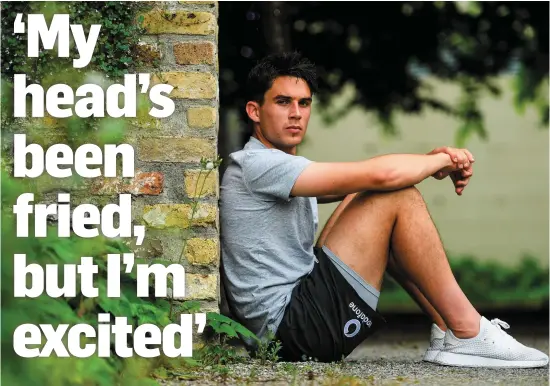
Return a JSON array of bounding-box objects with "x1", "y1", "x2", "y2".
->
[{"x1": 274, "y1": 247, "x2": 386, "y2": 362}]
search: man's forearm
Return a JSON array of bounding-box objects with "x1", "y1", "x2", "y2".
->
[
  {"x1": 317, "y1": 195, "x2": 347, "y2": 204},
  {"x1": 367, "y1": 152, "x2": 453, "y2": 191},
  {"x1": 292, "y1": 153, "x2": 454, "y2": 197}
]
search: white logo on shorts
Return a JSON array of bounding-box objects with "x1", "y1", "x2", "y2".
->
[
  {"x1": 344, "y1": 319, "x2": 361, "y2": 338},
  {"x1": 349, "y1": 302, "x2": 373, "y2": 327}
]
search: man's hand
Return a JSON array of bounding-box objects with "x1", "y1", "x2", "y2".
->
[
  {"x1": 428, "y1": 147, "x2": 475, "y2": 195},
  {"x1": 449, "y1": 167, "x2": 473, "y2": 195}
]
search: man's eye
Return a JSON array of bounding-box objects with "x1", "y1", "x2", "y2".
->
[
  {"x1": 299, "y1": 101, "x2": 311, "y2": 107},
  {"x1": 277, "y1": 100, "x2": 289, "y2": 105}
]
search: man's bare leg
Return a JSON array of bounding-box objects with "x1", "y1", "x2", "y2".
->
[
  {"x1": 317, "y1": 193, "x2": 447, "y2": 331},
  {"x1": 321, "y1": 187, "x2": 480, "y2": 338},
  {"x1": 386, "y1": 254, "x2": 447, "y2": 331}
]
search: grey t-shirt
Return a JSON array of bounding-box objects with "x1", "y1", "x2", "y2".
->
[{"x1": 220, "y1": 137, "x2": 318, "y2": 340}]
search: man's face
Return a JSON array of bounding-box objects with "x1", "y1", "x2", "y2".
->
[{"x1": 247, "y1": 76, "x2": 312, "y2": 154}]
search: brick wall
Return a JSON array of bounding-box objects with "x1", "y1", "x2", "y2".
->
[
  {"x1": 129, "y1": 1, "x2": 220, "y2": 313},
  {"x1": 7, "y1": 2, "x2": 221, "y2": 314},
  {"x1": 2, "y1": 1, "x2": 221, "y2": 343}
]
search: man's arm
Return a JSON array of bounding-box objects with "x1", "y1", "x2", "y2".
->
[
  {"x1": 317, "y1": 195, "x2": 347, "y2": 204},
  {"x1": 291, "y1": 153, "x2": 455, "y2": 198}
]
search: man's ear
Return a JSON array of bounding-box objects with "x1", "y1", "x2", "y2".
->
[{"x1": 246, "y1": 101, "x2": 260, "y2": 123}]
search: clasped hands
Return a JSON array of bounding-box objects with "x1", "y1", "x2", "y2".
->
[{"x1": 428, "y1": 147, "x2": 475, "y2": 196}]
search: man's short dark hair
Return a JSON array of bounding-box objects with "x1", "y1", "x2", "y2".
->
[{"x1": 245, "y1": 52, "x2": 318, "y2": 105}]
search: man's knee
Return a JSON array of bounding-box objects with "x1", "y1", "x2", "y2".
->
[
  {"x1": 397, "y1": 186, "x2": 424, "y2": 201},
  {"x1": 355, "y1": 186, "x2": 423, "y2": 204}
]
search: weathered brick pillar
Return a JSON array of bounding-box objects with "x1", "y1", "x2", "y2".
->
[{"x1": 131, "y1": 1, "x2": 220, "y2": 314}]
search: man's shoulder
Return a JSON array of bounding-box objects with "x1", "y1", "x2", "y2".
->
[
  {"x1": 230, "y1": 136, "x2": 312, "y2": 164},
  {"x1": 229, "y1": 147, "x2": 297, "y2": 169}
]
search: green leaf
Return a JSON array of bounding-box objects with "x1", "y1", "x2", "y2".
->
[
  {"x1": 206, "y1": 312, "x2": 258, "y2": 340},
  {"x1": 232, "y1": 322, "x2": 258, "y2": 340},
  {"x1": 179, "y1": 301, "x2": 202, "y2": 313},
  {"x1": 217, "y1": 323, "x2": 239, "y2": 338}
]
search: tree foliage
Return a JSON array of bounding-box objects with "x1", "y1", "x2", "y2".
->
[{"x1": 219, "y1": 1, "x2": 548, "y2": 145}]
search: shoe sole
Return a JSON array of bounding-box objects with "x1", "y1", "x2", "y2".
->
[
  {"x1": 423, "y1": 349, "x2": 440, "y2": 363},
  {"x1": 434, "y1": 352, "x2": 549, "y2": 368}
]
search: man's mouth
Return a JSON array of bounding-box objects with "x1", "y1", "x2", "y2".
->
[{"x1": 286, "y1": 126, "x2": 301, "y2": 133}]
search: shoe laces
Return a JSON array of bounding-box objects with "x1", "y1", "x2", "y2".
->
[{"x1": 490, "y1": 318, "x2": 517, "y2": 342}]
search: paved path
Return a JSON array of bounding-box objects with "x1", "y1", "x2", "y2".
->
[{"x1": 161, "y1": 312, "x2": 549, "y2": 385}]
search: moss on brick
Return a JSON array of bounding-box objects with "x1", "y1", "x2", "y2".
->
[
  {"x1": 139, "y1": 9, "x2": 216, "y2": 35},
  {"x1": 186, "y1": 238, "x2": 219, "y2": 266},
  {"x1": 142, "y1": 203, "x2": 216, "y2": 229}
]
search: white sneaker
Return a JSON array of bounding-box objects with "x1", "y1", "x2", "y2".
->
[
  {"x1": 433, "y1": 316, "x2": 549, "y2": 368},
  {"x1": 423, "y1": 323, "x2": 445, "y2": 362}
]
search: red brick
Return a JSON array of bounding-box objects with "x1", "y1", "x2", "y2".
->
[
  {"x1": 91, "y1": 172, "x2": 164, "y2": 196},
  {"x1": 128, "y1": 172, "x2": 164, "y2": 195},
  {"x1": 174, "y1": 42, "x2": 215, "y2": 65}
]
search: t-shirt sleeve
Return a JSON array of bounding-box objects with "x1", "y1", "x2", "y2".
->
[{"x1": 240, "y1": 149, "x2": 312, "y2": 201}]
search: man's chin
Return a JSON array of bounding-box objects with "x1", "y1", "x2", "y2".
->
[
  {"x1": 268, "y1": 133, "x2": 305, "y2": 152},
  {"x1": 286, "y1": 133, "x2": 304, "y2": 144},
  {"x1": 282, "y1": 137, "x2": 303, "y2": 149}
]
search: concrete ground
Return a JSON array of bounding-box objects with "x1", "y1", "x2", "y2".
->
[{"x1": 161, "y1": 311, "x2": 549, "y2": 385}]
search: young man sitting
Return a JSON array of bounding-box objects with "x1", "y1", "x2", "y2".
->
[{"x1": 219, "y1": 52, "x2": 549, "y2": 367}]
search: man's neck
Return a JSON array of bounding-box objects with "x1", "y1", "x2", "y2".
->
[{"x1": 252, "y1": 132, "x2": 297, "y2": 155}]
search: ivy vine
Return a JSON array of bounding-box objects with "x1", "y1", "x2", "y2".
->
[{"x1": 1, "y1": 1, "x2": 150, "y2": 82}]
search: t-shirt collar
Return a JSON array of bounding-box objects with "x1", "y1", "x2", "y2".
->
[{"x1": 245, "y1": 136, "x2": 268, "y2": 150}]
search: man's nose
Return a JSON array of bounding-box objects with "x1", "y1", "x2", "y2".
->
[{"x1": 289, "y1": 102, "x2": 302, "y2": 119}]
